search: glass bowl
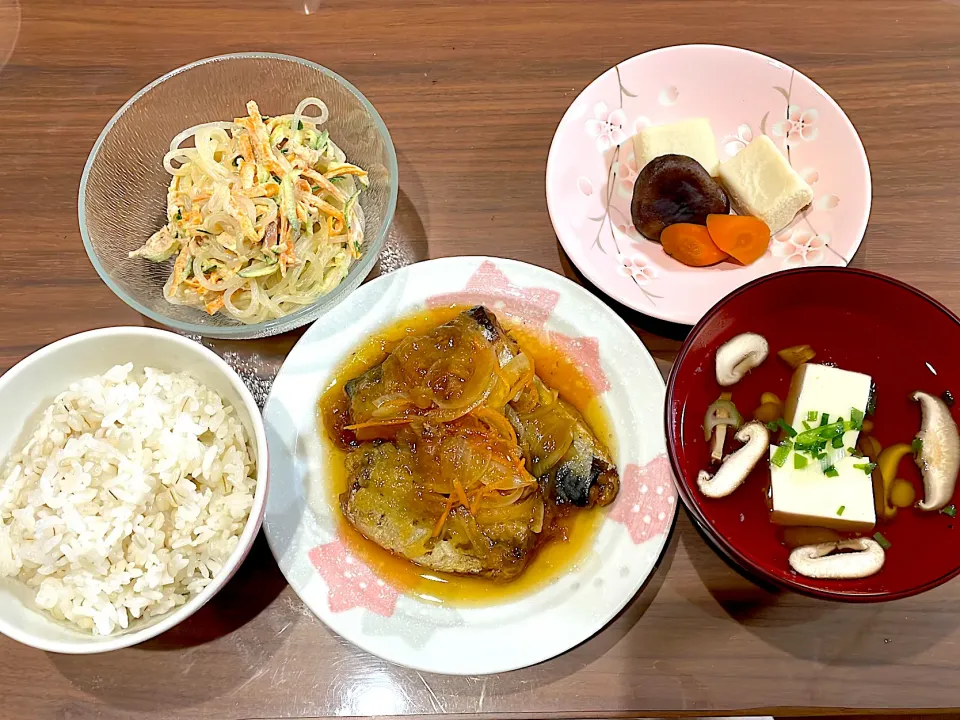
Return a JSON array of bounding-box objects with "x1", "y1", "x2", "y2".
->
[{"x1": 79, "y1": 53, "x2": 398, "y2": 339}]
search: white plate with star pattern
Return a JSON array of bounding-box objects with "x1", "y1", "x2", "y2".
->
[{"x1": 262, "y1": 256, "x2": 676, "y2": 674}]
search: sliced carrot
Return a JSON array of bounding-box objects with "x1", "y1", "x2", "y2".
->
[
  {"x1": 706, "y1": 214, "x2": 771, "y2": 265},
  {"x1": 660, "y1": 223, "x2": 729, "y2": 267}
]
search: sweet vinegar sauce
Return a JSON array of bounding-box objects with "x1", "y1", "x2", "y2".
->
[{"x1": 316, "y1": 305, "x2": 616, "y2": 605}]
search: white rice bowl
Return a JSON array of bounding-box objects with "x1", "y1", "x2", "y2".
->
[{"x1": 0, "y1": 362, "x2": 257, "y2": 636}]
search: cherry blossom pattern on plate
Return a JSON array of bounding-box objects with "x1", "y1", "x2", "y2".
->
[
  {"x1": 309, "y1": 539, "x2": 400, "y2": 617},
  {"x1": 771, "y1": 227, "x2": 832, "y2": 268},
  {"x1": 361, "y1": 597, "x2": 464, "y2": 649},
  {"x1": 585, "y1": 101, "x2": 627, "y2": 153},
  {"x1": 614, "y1": 251, "x2": 662, "y2": 305},
  {"x1": 613, "y1": 149, "x2": 639, "y2": 199},
  {"x1": 615, "y1": 222, "x2": 642, "y2": 242},
  {"x1": 772, "y1": 105, "x2": 819, "y2": 147},
  {"x1": 722, "y1": 123, "x2": 754, "y2": 157},
  {"x1": 800, "y1": 167, "x2": 819, "y2": 186},
  {"x1": 658, "y1": 86, "x2": 679, "y2": 106},
  {"x1": 794, "y1": 167, "x2": 840, "y2": 216},
  {"x1": 616, "y1": 251, "x2": 657, "y2": 286},
  {"x1": 817, "y1": 194, "x2": 840, "y2": 210},
  {"x1": 631, "y1": 115, "x2": 652, "y2": 135},
  {"x1": 609, "y1": 454, "x2": 677, "y2": 544},
  {"x1": 758, "y1": 70, "x2": 818, "y2": 167},
  {"x1": 581, "y1": 66, "x2": 663, "y2": 306}
]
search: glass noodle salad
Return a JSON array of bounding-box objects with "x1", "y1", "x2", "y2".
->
[{"x1": 130, "y1": 98, "x2": 368, "y2": 323}]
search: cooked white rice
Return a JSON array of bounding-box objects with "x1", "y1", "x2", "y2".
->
[{"x1": 0, "y1": 363, "x2": 257, "y2": 635}]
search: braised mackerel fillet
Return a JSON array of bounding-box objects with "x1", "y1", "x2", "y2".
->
[{"x1": 336, "y1": 307, "x2": 619, "y2": 580}]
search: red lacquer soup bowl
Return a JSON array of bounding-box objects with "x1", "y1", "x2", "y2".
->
[{"x1": 667, "y1": 267, "x2": 960, "y2": 601}]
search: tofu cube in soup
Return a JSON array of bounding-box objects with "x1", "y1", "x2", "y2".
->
[{"x1": 770, "y1": 363, "x2": 877, "y2": 531}]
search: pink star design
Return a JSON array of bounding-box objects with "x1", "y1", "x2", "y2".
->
[
  {"x1": 427, "y1": 261, "x2": 611, "y2": 393},
  {"x1": 308, "y1": 539, "x2": 400, "y2": 617},
  {"x1": 608, "y1": 454, "x2": 677, "y2": 544},
  {"x1": 547, "y1": 332, "x2": 611, "y2": 394},
  {"x1": 427, "y1": 261, "x2": 560, "y2": 328}
]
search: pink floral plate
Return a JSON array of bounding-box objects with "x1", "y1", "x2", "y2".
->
[
  {"x1": 262, "y1": 257, "x2": 676, "y2": 674},
  {"x1": 546, "y1": 44, "x2": 871, "y2": 325}
]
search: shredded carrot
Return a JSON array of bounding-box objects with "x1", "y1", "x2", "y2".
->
[
  {"x1": 171, "y1": 245, "x2": 191, "y2": 287},
  {"x1": 238, "y1": 133, "x2": 254, "y2": 163},
  {"x1": 325, "y1": 164, "x2": 368, "y2": 181},
  {"x1": 705, "y1": 214, "x2": 771, "y2": 265},
  {"x1": 431, "y1": 497, "x2": 456, "y2": 537},
  {"x1": 472, "y1": 407, "x2": 518, "y2": 446},
  {"x1": 469, "y1": 488, "x2": 488, "y2": 515},
  {"x1": 452, "y1": 478, "x2": 470, "y2": 510},
  {"x1": 303, "y1": 194, "x2": 344, "y2": 222},
  {"x1": 302, "y1": 168, "x2": 346, "y2": 201},
  {"x1": 204, "y1": 294, "x2": 225, "y2": 315},
  {"x1": 327, "y1": 215, "x2": 340, "y2": 237}
]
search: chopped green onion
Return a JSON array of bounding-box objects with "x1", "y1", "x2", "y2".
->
[
  {"x1": 777, "y1": 418, "x2": 797, "y2": 437},
  {"x1": 854, "y1": 462, "x2": 877, "y2": 475},
  {"x1": 943, "y1": 505, "x2": 957, "y2": 518},
  {"x1": 794, "y1": 453, "x2": 808, "y2": 470},
  {"x1": 807, "y1": 410, "x2": 818, "y2": 422},
  {"x1": 847, "y1": 447, "x2": 856, "y2": 455},
  {"x1": 912, "y1": 437, "x2": 924, "y2": 455},
  {"x1": 766, "y1": 421, "x2": 779, "y2": 432},
  {"x1": 823, "y1": 422, "x2": 845, "y2": 439},
  {"x1": 794, "y1": 421, "x2": 845, "y2": 450},
  {"x1": 824, "y1": 466, "x2": 839, "y2": 478},
  {"x1": 873, "y1": 532, "x2": 891, "y2": 550},
  {"x1": 802, "y1": 421, "x2": 812, "y2": 431},
  {"x1": 772, "y1": 442, "x2": 792, "y2": 468},
  {"x1": 820, "y1": 412, "x2": 830, "y2": 427},
  {"x1": 866, "y1": 383, "x2": 877, "y2": 415},
  {"x1": 837, "y1": 505, "x2": 845, "y2": 516},
  {"x1": 850, "y1": 407, "x2": 864, "y2": 430},
  {"x1": 832, "y1": 435, "x2": 845, "y2": 449}
]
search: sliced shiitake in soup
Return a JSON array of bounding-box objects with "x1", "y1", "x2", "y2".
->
[{"x1": 631, "y1": 154, "x2": 730, "y2": 241}]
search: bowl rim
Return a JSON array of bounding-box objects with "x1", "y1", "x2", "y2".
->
[
  {"x1": 545, "y1": 43, "x2": 873, "y2": 326},
  {"x1": 665, "y1": 266, "x2": 960, "y2": 602},
  {"x1": 0, "y1": 326, "x2": 270, "y2": 652},
  {"x1": 78, "y1": 51, "x2": 399, "y2": 339}
]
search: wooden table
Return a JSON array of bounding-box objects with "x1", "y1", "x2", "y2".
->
[{"x1": 2, "y1": 0, "x2": 960, "y2": 717}]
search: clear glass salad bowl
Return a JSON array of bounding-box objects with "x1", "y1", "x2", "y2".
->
[{"x1": 79, "y1": 53, "x2": 398, "y2": 339}]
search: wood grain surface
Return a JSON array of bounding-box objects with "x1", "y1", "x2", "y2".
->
[{"x1": 2, "y1": 0, "x2": 960, "y2": 717}]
